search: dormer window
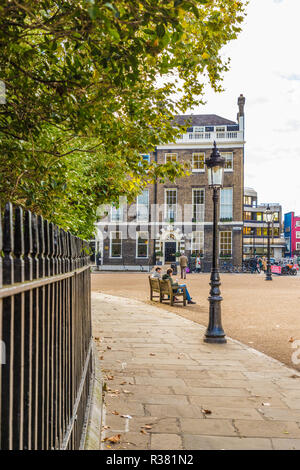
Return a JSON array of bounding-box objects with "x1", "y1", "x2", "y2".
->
[
  {"x1": 216, "y1": 126, "x2": 226, "y2": 132},
  {"x1": 194, "y1": 126, "x2": 205, "y2": 132}
]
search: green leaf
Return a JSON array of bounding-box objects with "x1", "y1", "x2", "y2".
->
[{"x1": 156, "y1": 24, "x2": 165, "y2": 38}]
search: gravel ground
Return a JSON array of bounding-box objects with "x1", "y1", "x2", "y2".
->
[{"x1": 91, "y1": 271, "x2": 300, "y2": 370}]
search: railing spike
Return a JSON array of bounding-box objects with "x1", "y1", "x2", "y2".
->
[{"x1": 3, "y1": 202, "x2": 14, "y2": 285}]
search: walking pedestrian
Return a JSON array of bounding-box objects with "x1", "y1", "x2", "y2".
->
[
  {"x1": 195, "y1": 255, "x2": 202, "y2": 273},
  {"x1": 179, "y1": 252, "x2": 188, "y2": 279},
  {"x1": 96, "y1": 251, "x2": 101, "y2": 270}
]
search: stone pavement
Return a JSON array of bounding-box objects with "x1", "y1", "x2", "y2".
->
[{"x1": 92, "y1": 292, "x2": 300, "y2": 450}]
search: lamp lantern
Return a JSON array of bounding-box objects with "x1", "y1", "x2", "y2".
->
[{"x1": 205, "y1": 142, "x2": 226, "y2": 188}]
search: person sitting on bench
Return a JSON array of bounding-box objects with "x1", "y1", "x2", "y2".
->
[
  {"x1": 162, "y1": 268, "x2": 195, "y2": 304},
  {"x1": 151, "y1": 266, "x2": 162, "y2": 279}
]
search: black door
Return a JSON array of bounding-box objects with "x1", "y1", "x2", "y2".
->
[{"x1": 165, "y1": 242, "x2": 176, "y2": 262}]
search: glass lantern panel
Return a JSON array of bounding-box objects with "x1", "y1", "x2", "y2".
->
[
  {"x1": 208, "y1": 165, "x2": 224, "y2": 187},
  {"x1": 264, "y1": 211, "x2": 273, "y2": 223}
]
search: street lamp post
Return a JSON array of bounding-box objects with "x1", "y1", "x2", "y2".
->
[
  {"x1": 265, "y1": 204, "x2": 273, "y2": 281},
  {"x1": 204, "y1": 142, "x2": 226, "y2": 344},
  {"x1": 252, "y1": 228, "x2": 256, "y2": 256}
]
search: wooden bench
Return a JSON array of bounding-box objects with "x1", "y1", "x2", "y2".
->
[
  {"x1": 148, "y1": 276, "x2": 161, "y2": 301},
  {"x1": 149, "y1": 276, "x2": 187, "y2": 306}
]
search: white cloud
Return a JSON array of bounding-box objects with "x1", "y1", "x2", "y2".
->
[{"x1": 281, "y1": 74, "x2": 300, "y2": 81}]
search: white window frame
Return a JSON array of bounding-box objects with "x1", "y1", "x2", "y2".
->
[
  {"x1": 296, "y1": 242, "x2": 300, "y2": 250},
  {"x1": 192, "y1": 152, "x2": 205, "y2": 172},
  {"x1": 296, "y1": 232, "x2": 300, "y2": 239},
  {"x1": 165, "y1": 153, "x2": 177, "y2": 163},
  {"x1": 220, "y1": 231, "x2": 232, "y2": 257},
  {"x1": 216, "y1": 126, "x2": 226, "y2": 139},
  {"x1": 295, "y1": 221, "x2": 300, "y2": 227},
  {"x1": 136, "y1": 189, "x2": 149, "y2": 222},
  {"x1": 221, "y1": 152, "x2": 233, "y2": 172},
  {"x1": 193, "y1": 126, "x2": 205, "y2": 132},
  {"x1": 136, "y1": 231, "x2": 149, "y2": 258},
  {"x1": 191, "y1": 230, "x2": 204, "y2": 255},
  {"x1": 220, "y1": 187, "x2": 233, "y2": 220},
  {"x1": 192, "y1": 188, "x2": 205, "y2": 222},
  {"x1": 110, "y1": 231, "x2": 122, "y2": 258},
  {"x1": 165, "y1": 188, "x2": 177, "y2": 222},
  {"x1": 111, "y1": 205, "x2": 123, "y2": 222}
]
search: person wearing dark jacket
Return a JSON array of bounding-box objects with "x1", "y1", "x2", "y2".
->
[{"x1": 162, "y1": 268, "x2": 195, "y2": 304}]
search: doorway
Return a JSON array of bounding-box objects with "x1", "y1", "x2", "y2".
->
[{"x1": 164, "y1": 241, "x2": 177, "y2": 263}]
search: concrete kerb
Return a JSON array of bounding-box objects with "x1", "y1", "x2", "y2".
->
[
  {"x1": 226, "y1": 336, "x2": 300, "y2": 378},
  {"x1": 84, "y1": 342, "x2": 104, "y2": 450}
]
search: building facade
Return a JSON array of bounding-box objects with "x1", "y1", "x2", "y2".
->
[
  {"x1": 284, "y1": 212, "x2": 300, "y2": 257},
  {"x1": 243, "y1": 187, "x2": 285, "y2": 260},
  {"x1": 93, "y1": 95, "x2": 246, "y2": 271}
]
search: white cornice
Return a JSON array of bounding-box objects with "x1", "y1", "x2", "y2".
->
[{"x1": 157, "y1": 142, "x2": 245, "y2": 150}]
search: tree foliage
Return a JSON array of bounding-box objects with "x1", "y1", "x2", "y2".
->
[{"x1": 0, "y1": 0, "x2": 246, "y2": 238}]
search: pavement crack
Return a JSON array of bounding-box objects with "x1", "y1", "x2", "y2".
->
[{"x1": 231, "y1": 419, "x2": 241, "y2": 437}]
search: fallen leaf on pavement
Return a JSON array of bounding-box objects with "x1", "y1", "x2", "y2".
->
[
  {"x1": 123, "y1": 390, "x2": 133, "y2": 394},
  {"x1": 150, "y1": 353, "x2": 156, "y2": 356},
  {"x1": 140, "y1": 429, "x2": 148, "y2": 434},
  {"x1": 104, "y1": 434, "x2": 121, "y2": 444},
  {"x1": 142, "y1": 425, "x2": 152, "y2": 429},
  {"x1": 94, "y1": 337, "x2": 100, "y2": 341},
  {"x1": 290, "y1": 375, "x2": 300, "y2": 379},
  {"x1": 102, "y1": 425, "x2": 110, "y2": 430},
  {"x1": 112, "y1": 411, "x2": 119, "y2": 415},
  {"x1": 120, "y1": 414, "x2": 132, "y2": 419},
  {"x1": 288, "y1": 337, "x2": 294, "y2": 343},
  {"x1": 262, "y1": 403, "x2": 270, "y2": 406},
  {"x1": 99, "y1": 356, "x2": 104, "y2": 360},
  {"x1": 107, "y1": 375, "x2": 114, "y2": 380},
  {"x1": 120, "y1": 381, "x2": 127, "y2": 385},
  {"x1": 107, "y1": 346, "x2": 112, "y2": 350},
  {"x1": 201, "y1": 409, "x2": 212, "y2": 415}
]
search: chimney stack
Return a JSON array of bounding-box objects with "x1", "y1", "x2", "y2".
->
[{"x1": 237, "y1": 94, "x2": 245, "y2": 119}]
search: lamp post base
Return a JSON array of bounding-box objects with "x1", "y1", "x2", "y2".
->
[
  {"x1": 204, "y1": 293, "x2": 227, "y2": 344},
  {"x1": 204, "y1": 336, "x2": 227, "y2": 344}
]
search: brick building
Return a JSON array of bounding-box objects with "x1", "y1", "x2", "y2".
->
[
  {"x1": 93, "y1": 95, "x2": 246, "y2": 272},
  {"x1": 284, "y1": 212, "x2": 300, "y2": 258},
  {"x1": 243, "y1": 187, "x2": 286, "y2": 260}
]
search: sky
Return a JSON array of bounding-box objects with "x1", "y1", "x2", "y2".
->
[{"x1": 191, "y1": 0, "x2": 300, "y2": 217}]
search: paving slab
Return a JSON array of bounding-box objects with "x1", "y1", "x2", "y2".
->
[{"x1": 92, "y1": 293, "x2": 300, "y2": 451}]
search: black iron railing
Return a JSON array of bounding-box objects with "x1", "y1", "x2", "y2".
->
[{"x1": 0, "y1": 203, "x2": 93, "y2": 450}]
